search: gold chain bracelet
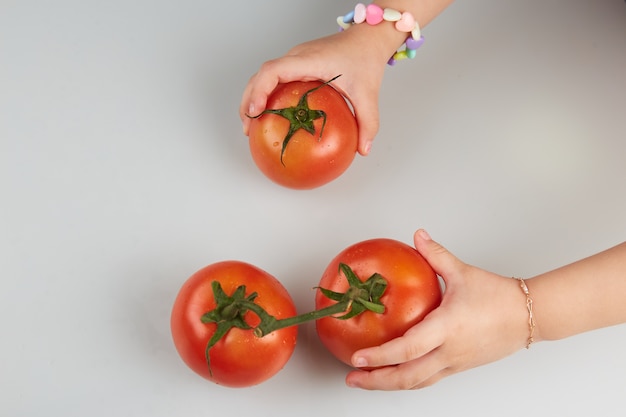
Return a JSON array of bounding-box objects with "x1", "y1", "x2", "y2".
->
[{"x1": 515, "y1": 278, "x2": 536, "y2": 349}]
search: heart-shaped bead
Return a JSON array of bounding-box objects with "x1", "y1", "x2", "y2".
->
[
  {"x1": 365, "y1": 4, "x2": 384, "y2": 25},
  {"x1": 405, "y1": 35, "x2": 424, "y2": 50},
  {"x1": 337, "y1": 16, "x2": 351, "y2": 30},
  {"x1": 411, "y1": 26, "x2": 422, "y2": 41},
  {"x1": 393, "y1": 51, "x2": 408, "y2": 61},
  {"x1": 334, "y1": 5, "x2": 425, "y2": 66},
  {"x1": 395, "y1": 11, "x2": 416, "y2": 32},
  {"x1": 342, "y1": 10, "x2": 355, "y2": 24},
  {"x1": 353, "y1": 3, "x2": 366, "y2": 24},
  {"x1": 382, "y1": 8, "x2": 401, "y2": 22}
]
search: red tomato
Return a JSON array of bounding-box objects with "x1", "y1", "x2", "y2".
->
[
  {"x1": 248, "y1": 78, "x2": 358, "y2": 190},
  {"x1": 315, "y1": 238, "x2": 442, "y2": 367},
  {"x1": 170, "y1": 261, "x2": 297, "y2": 387}
]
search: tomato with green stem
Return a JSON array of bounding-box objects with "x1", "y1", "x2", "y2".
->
[
  {"x1": 247, "y1": 75, "x2": 358, "y2": 190},
  {"x1": 170, "y1": 261, "x2": 298, "y2": 387},
  {"x1": 315, "y1": 238, "x2": 443, "y2": 367},
  {"x1": 170, "y1": 259, "x2": 390, "y2": 387}
]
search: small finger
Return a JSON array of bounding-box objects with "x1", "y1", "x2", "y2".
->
[{"x1": 349, "y1": 93, "x2": 379, "y2": 156}]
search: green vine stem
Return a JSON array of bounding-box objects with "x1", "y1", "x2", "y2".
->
[{"x1": 199, "y1": 262, "x2": 387, "y2": 372}]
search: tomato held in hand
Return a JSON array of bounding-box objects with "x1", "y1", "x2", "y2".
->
[
  {"x1": 247, "y1": 76, "x2": 358, "y2": 190},
  {"x1": 170, "y1": 261, "x2": 297, "y2": 387},
  {"x1": 315, "y1": 238, "x2": 442, "y2": 367}
]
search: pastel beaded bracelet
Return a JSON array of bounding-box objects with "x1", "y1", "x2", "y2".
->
[{"x1": 337, "y1": 3, "x2": 424, "y2": 66}]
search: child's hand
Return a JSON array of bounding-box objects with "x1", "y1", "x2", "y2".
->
[
  {"x1": 240, "y1": 27, "x2": 390, "y2": 156},
  {"x1": 345, "y1": 229, "x2": 530, "y2": 390}
]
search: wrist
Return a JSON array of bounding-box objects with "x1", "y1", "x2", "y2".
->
[
  {"x1": 514, "y1": 278, "x2": 537, "y2": 348},
  {"x1": 337, "y1": 3, "x2": 425, "y2": 66},
  {"x1": 373, "y1": 0, "x2": 454, "y2": 28},
  {"x1": 341, "y1": 19, "x2": 407, "y2": 65}
]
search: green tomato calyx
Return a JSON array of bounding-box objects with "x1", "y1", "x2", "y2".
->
[{"x1": 246, "y1": 75, "x2": 342, "y2": 165}]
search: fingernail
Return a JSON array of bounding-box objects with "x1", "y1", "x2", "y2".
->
[
  {"x1": 248, "y1": 103, "x2": 255, "y2": 116},
  {"x1": 353, "y1": 356, "x2": 368, "y2": 367},
  {"x1": 363, "y1": 142, "x2": 372, "y2": 155},
  {"x1": 346, "y1": 379, "x2": 359, "y2": 388},
  {"x1": 417, "y1": 229, "x2": 432, "y2": 241}
]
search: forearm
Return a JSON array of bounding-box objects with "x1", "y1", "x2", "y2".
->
[{"x1": 527, "y1": 241, "x2": 626, "y2": 342}]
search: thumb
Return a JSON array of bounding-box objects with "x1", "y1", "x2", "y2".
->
[
  {"x1": 350, "y1": 93, "x2": 379, "y2": 156},
  {"x1": 413, "y1": 229, "x2": 466, "y2": 283}
]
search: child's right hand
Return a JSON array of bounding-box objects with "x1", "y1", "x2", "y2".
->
[
  {"x1": 345, "y1": 229, "x2": 531, "y2": 390},
  {"x1": 239, "y1": 25, "x2": 394, "y2": 156}
]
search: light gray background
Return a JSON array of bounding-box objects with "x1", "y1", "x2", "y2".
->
[{"x1": 1, "y1": 1, "x2": 625, "y2": 416}]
